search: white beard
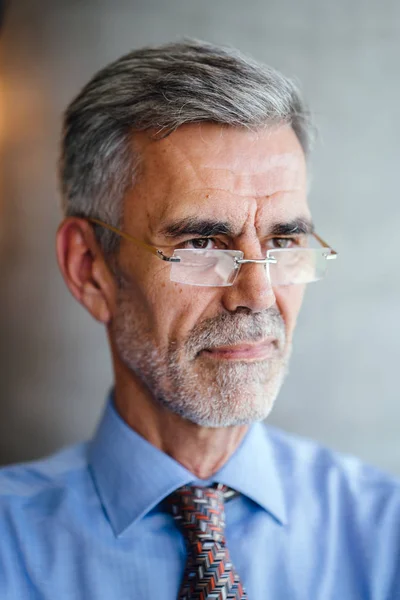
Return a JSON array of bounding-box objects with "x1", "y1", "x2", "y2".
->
[{"x1": 112, "y1": 293, "x2": 290, "y2": 427}]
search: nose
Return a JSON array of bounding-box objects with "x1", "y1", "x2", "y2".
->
[{"x1": 221, "y1": 259, "x2": 276, "y2": 313}]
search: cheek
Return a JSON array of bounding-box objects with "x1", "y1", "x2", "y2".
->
[
  {"x1": 139, "y1": 274, "x2": 219, "y2": 346},
  {"x1": 161, "y1": 284, "x2": 224, "y2": 343},
  {"x1": 274, "y1": 284, "x2": 305, "y2": 340},
  {"x1": 112, "y1": 258, "x2": 173, "y2": 340},
  {"x1": 116, "y1": 250, "x2": 217, "y2": 347}
]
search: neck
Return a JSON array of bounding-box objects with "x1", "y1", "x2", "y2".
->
[{"x1": 113, "y1": 372, "x2": 248, "y2": 480}]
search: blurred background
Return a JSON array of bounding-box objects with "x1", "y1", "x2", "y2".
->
[{"x1": 0, "y1": 0, "x2": 399, "y2": 474}]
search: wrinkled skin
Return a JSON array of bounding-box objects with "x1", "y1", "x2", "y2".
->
[{"x1": 57, "y1": 123, "x2": 310, "y2": 477}]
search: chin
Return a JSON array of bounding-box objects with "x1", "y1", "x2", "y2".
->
[{"x1": 165, "y1": 383, "x2": 280, "y2": 429}]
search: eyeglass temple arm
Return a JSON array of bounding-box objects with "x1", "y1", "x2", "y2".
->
[
  {"x1": 87, "y1": 218, "x2": 162, "y2": 258},
  {"x1": 312, "y1": 232, "x2": 338, "y2": 257}
]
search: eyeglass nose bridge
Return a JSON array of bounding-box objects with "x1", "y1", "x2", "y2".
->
[{"x1": 234, "y1": 256, "x2": 278, "y2": 268}]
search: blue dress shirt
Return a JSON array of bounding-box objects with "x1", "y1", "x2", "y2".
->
[{"x1": 0, "y1": 395, "x2": 399, "y2": 599}]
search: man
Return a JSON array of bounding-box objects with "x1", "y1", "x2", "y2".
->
[{"x1": 0, "y1": 40, "x2": 399, "y2": 600}]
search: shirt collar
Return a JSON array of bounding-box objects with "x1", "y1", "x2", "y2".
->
[{"x1": 88, "y1": 393, "x2": 287, "y2": 537}]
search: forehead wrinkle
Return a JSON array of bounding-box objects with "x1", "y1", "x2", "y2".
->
[
  {"x1": 150, "y1": 185, "x2": 308, "y2": 241},
  {"x1": 149, "y1": 142, "x2": 208, "y2": 227},
  {"x1": 201, "y1": 151, "x2": 302, "y2": 171},
  {"x1": 137, "y1": 132, "x2": 307, "y2": 236},
  {"x1": 197, "y1": 164, "x2": 304, "y2": 198},
  {"x1": 154, "y1": 137, "x2": 304, "y2": 198}
]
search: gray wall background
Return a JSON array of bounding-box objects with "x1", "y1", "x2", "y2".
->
[{"x1": 1, "y1": 0, "x2": 399, "y2": 474}]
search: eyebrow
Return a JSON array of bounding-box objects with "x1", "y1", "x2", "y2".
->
[
  {"x1": 269, "y1": 218, "x2": 315, "y2": 236},
  {"x1": 160, "y1": 218, "x2": 235, "y2": 238},
  {"x1": 159, "y1": 216, "x2": 314, "y2": 239}
]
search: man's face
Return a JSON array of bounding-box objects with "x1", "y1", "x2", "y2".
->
[{"x1": 110, "y1": 123, "x2": 310, "y2": 427}]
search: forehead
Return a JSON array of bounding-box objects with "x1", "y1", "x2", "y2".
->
[{"x1": 126, "y1": 123, "x2": 309, "y2": 234}]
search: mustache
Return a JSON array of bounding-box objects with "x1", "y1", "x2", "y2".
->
[{"x1": 182, "y1": 308, "x2": 286, "y2": 356}]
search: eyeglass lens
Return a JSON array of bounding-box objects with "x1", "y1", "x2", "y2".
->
[
  {"x1": 267, "y1": 248, "x2": 329, "y2": 285},
  {"x1": 169, "y1": 248, "x2": 331, "y2": 287},
  {"x1": 170, "y1": 249, "x2": 242, "y2": 287}
]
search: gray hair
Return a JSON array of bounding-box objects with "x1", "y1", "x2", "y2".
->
[{"x1": 60, "y1": 39, "x2": 313, "y2": 255}]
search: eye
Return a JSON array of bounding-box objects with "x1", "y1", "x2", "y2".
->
[
  {"x1": 267, "y1": 237, "x2": 299, "y2": 250},
  {"x1": 183, "y1": 238, "x2": 218, "y2": 250}
]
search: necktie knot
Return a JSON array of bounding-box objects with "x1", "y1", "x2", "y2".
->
[{"x1": 168, "y1": 485, "x2": 227, "y2": 545}]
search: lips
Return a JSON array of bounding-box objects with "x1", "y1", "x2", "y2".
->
[{"x1": 201, "y1": 338, "x2": 278, "y2": 361}]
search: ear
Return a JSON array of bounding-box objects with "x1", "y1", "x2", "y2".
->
[{"x1": 56, "y1": 217, "x2": 115, "y2": 324}]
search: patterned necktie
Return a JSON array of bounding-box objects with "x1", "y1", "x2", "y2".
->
[{"x1": 168, "y1": 485, "x2": 248, "y2": 600}]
